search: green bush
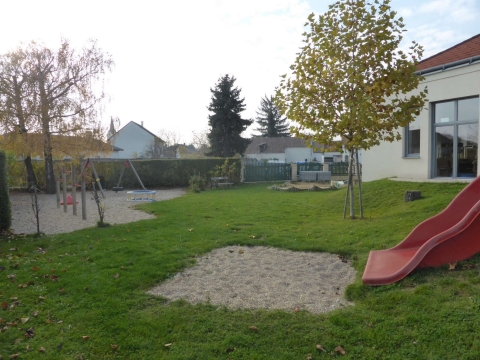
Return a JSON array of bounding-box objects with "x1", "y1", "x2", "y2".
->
[
  {"x1": 0, "y1": 150, "x2": 12, "y2": 231},
  {"x1": 210, "y1": 159, "x2": 241, "y2": 184},
  {"x1": 189, "y1": 174, "x2": 207, "y2": 193},
  {"x1": 93, "y1": 158, "x2": 241, "y2": 189}
]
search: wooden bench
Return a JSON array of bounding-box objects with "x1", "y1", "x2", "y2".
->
[{"x1": 211, "y1": 177, "x2": 234, "y2": 189}]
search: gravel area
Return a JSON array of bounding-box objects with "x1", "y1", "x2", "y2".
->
[
  {"x1": 10, "y1": 188, "x2": 185, "y2": 235},
  {"x1": 148, "y1": 246, "x2": 357, "y2": 314}
]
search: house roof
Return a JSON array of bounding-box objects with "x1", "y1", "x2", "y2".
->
[
  {"x1": 107, "y1": 121, "x2": 164, "y2": 142},
  {"x1": 1, "y1": 132, "x2": 121, "y2": 156},
  {"x1": 417, "y1": 33, "x2": 480, "y2": 71},
  {"x1": 244, "y1": 137, "x2": 329, "y2": 154}
]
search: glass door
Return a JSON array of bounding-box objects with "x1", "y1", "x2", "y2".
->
[
  {"x1": 432, "y1": 97, "x2": 479, "y2": 178},
  {"x1": 434, "y1": 126, "x2": 454, "y2": 177},
  {"x1": 457, "y1": 123, "x2": 478, "y2": 178}
]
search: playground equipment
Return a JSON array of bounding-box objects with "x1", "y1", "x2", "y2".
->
[
  {"x1": 362, "y1": 176, "x2": 480, "y2": 285},
  {"x1": 80, "y1": 158, "x2": 147, "y2": 199},
  {"x1": 56, "y1": 158, "x2": 149, "y2": 220},
  {"x1": 127, "y1": 190, "x2": 156, "y2": 201}
]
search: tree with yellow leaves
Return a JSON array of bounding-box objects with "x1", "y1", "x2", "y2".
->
[{"x1": 275, "y1": 0, "x2": 427, "y2": 218}]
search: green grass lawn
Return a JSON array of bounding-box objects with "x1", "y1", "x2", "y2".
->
[{"x1": 1, "y1": 179, "x2": 480, "y2": 359}]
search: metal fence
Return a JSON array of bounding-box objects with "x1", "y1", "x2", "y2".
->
[
  {"x1": 244, "y1": 163, "x2": 292, "y2": 182},
  {"x1": 243, "y1": 161, "x2": 358, "y2": 182},
  {"x1": 329, "y1": 162, "x2": 349, "y2": 175}
]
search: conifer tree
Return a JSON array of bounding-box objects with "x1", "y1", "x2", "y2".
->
[
  {"x1": 255, "y1": 95, "x2": 290, "y2": 137},
  {"x1": 206, "y1": 75, "x2": 252, "y2": 157}
]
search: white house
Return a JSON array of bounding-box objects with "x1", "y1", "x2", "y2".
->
[
  {"x1": 106, "y1": 121, "x2": 164, "y2": 159},
  {"x1": 363, "y1": 34, "x2": 480, "y2": 181},
  {"x1": 244, "y1": 137, "x2": 352, "y2": 163}
]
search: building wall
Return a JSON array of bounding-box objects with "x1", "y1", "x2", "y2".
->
[
  {"x1": 109, "y1": 122, "x2": 154, "y2": 159},
  {"x1": 363, "y1": 63, "x2": 480, "y2": 182},
  {"x1": 285, "y1": 147, "x2": 314, "y2": 163}
]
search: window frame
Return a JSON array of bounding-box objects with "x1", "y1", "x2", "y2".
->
[{"x1": 404, "y1": 119, "x2": 421, "y2": 158}]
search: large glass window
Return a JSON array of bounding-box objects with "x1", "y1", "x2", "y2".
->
[
  {"x1": 433, "y1": 97, "x2": 479, "y2": 178},
  {"x1": 405, "y1": 117, "x2": 420, "y2": 156}
]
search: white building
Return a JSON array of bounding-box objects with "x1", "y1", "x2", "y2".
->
[
  {"x1": 363, "y1": 34, "x2": 480, "y2": 181},
  {"x1": 107, "y1": 121, "x2": 164, "y2": 159},
  {"x1": 244, "y1": 137, "x2": 356, "y2": 164}
]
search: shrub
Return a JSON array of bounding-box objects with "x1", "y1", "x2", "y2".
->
[
  {"x1": 210, "y1": 159, "x2": 241, "y2": 184},
  {"x1": 0, "y1": 150, "x2": 12, "y2": 231},
  {"x1": 189, "y1": 174, "x2": 207, "y2": 193}
]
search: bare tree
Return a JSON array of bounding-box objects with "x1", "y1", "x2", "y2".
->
[
  {"x1": 157, "y1": 128, "x2": 183, "y2": 147},
  {"x1": 191, "y1": 130, "x2": 210, "y2": 155}
]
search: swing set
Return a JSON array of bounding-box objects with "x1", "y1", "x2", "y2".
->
[{"x1": 56, "y1": 158, "x2": 152, "y2": 221}]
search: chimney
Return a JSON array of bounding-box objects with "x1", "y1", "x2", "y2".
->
[{"x1": 141, "y1": 121, "x2": 144, "y2": 127}]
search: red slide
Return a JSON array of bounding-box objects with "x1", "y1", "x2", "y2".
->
[{"x1": 362, "y1": 176, "x2": 480, "y2": 285}]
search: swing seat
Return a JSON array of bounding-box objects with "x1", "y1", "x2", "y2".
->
[{"x1": 112, "y1": 187, "x2": 124, "y2": 192}]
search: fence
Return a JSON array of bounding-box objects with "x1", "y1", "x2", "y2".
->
[
  {"x1": 244, "y1": 162, "x2": 292, "y2": 182},
  {"x1": 242, "y1": 161, "x2": 360, "y2": 183}
]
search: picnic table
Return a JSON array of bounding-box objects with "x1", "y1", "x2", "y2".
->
[{"x1": 210, "y1": 177, "x2": 234, "y2": 189}]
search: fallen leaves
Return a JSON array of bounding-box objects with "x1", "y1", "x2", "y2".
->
[
  {"x1": 111, "y1": 344, "x2": 119, "y2": 350},
  {"x1": 82, "y1": 336, "x2": 90, "y2": 341},
  {"x1": 1, "y1": 302, "x2": 7, "y2": 310},
  {"x1": 39, "y1": 347, "x2": 46, "y2": 353},
  {"x1": 316, "y1": 344, "x2": 326, "y2": 352},
  {"x1": 24, "y1": 327, "x2": 35, "y2": 338},
  {"x1": 164, "y1": 343, "x2": 172, "y2": 348},
  {"x1": 249, "y1": 326, "x2": 258, "y2": 331},
  {"x1": 335, "y1": 346, "x2": 346, "y2": 355},
  {"x1": 449, "y1": 262, "x2": 457, "y2": 270},
  {"x1": 20, "y1": 318, "x2": 29, "y2": 324},
  {"x1": 113, "y1": 273, "x2": 120, "y2": 279},
  {"x1": 6, "y1": 274, "x2": 16, "y2": 279}
]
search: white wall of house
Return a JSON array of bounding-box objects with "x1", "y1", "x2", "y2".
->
[
  {"x1": 285, "y1": 147, "x2": 314, "y2": 163},
  {"x1": 108, "y1": 122, "x2": 154, "y2": 159},
  {"x1": 363, "y1": 63, "x2": 480, "y2": 182}
]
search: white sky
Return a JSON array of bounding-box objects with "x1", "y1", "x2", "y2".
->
[{"x1": 1, "y1": 0, "x2": 479, "y2": 144}]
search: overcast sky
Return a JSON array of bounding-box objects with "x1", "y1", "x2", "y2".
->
[{"x1": 1, "y1": 0, "x2": 479, "y2": 144}]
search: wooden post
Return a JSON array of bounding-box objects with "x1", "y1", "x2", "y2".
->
[
  {"x1": 56, "y1": 176, "x2": 60, "y2": 209},
  {"x1": 62, "y1": 166, "x2": 67, "y2": 213},
  {"x1": 72, "y1": 166, "x2": 77, "y2": 216},
  {"x1": 81, "y1": 177, "x2": 87, "y2": 220}
]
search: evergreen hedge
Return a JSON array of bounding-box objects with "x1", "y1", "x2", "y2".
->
[
  {"x1": 0, "y1": 150, "x2": 12, "y2": 231},
  {"x1": 5, "y1": 158, "x2": 242, "y2": 190},
  {"x1": 92, "y1": 158, "x2": 241, "y2": 189}
]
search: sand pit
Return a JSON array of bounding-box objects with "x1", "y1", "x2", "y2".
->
[{"x1": 148, "y1": 246, "x2": 357, "y2": 314}]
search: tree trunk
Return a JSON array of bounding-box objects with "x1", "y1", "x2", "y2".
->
[
  {"x1": 24, "y1": 155, "x2": 37, "y2": 187},
  {"x1": 348, "y1": 153, "x2": 355, "y2": 219},
  {"x1": 43, "y1": 133, "x2": 56, "y2": 194},
  {"x1": 355, "y1": 150, "x2": 363, "y2": 219},
  {"x1": 343, "y1": 175, "x2": 350, "y2": 219},
  {"x1": 38, "y1": 69, "x2": 56, "y2": 194}
]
